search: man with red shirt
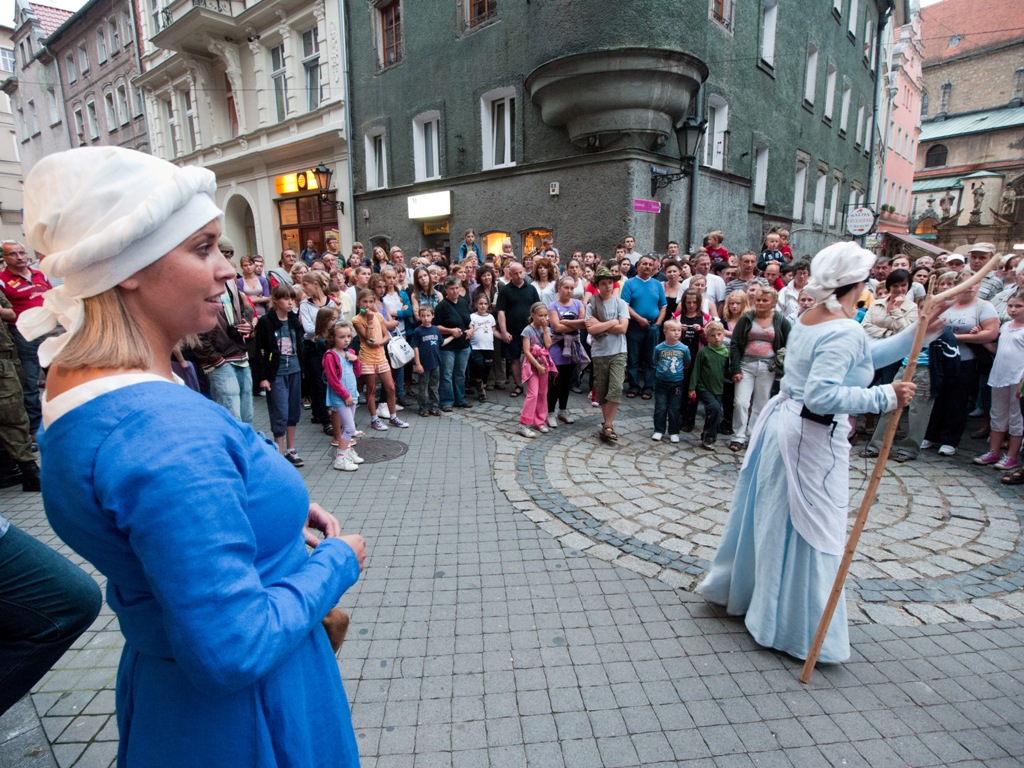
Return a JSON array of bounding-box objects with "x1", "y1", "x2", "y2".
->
[{"x1": 1, "y1": 241, "x2": 51, "y2": 434}]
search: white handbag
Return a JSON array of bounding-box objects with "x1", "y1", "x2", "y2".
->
[{"x1": 386, "y1": 335, "x2": 415, "y2": 368}]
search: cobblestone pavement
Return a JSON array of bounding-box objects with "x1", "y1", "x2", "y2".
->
[{"x1": 1, "y1": 391, "x2": 1023, "y2": 767}]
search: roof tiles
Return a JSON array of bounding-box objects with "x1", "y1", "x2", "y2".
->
[
  {"x1": 920, "y1": 0, "x2": 1024, "y2": 64},
  {"x1": 28, "y1": 3, "x2": 73, "y2": 38}
]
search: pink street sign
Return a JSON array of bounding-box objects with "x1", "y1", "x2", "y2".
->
[{"x1": 633, "y1": 198, "x2": 662, "y2": 213}]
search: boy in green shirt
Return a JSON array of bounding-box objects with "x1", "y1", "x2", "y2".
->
[{"x1": 688, "y1": 321, "x2": 732, "y2": 449}]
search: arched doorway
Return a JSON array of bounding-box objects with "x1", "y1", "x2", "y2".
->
[{"x1": 224, "y1": 194, "x2": 257, "y2": 259}]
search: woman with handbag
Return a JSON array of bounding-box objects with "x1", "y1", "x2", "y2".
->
[
  {"x1": 19, "y1": 146, "x2": 366, "y2": 767},
  {"x1": 923, "y1": 270, "x2": 999, "y2": 455}
]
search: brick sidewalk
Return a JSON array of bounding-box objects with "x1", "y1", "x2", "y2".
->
[{"x1": 2, "y1": 392, "x2": 1022, "y2": 767}]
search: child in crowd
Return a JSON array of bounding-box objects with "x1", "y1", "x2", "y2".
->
[
  {"x1": 469, "y1": 294, "x2": 497, "y2": 403},
  {"x1": 651, "y1": 319, "x2": 690, "y2": 443},
  {"x1": 777, "y1": 228, "x2": 793, "y2": 262},
  {"x1": 410, "y1": 305, "x2": 442, "y2": 416},
  {"x1": 689, "y1": 321, "x2": 731, "y2": 449},
  {"x1": 706, "y1": 231, "x2": 728, "y2": 263},
  {"x1": 352, "y1": 288, "x2": 408, "y2": 431},
  {"x1": 322, "y1": 321, "x2": 364, "y2": 472},
  {"x1": 518, "y1": 302, "x2": 556, "y2": 438},
  {"x1": 975, "y1": 290, "x2": 1024, "y2": 473},
  {"x1": 757, "y1": 232, "x2": 786, "y2": 272},
  {"x1": 253, "y1": 284, "x2": 306, "y2": 466}
]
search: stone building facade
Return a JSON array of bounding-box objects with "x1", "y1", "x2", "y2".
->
[
  {"x1": 135, "y1": 0, "x2": 352, "y2": 262},
  {"x1": 0, "y1": 24, "x2": 25, "y2": 242},
  {"x1": 911, "y1": 0, "x2": 1024, "y2": 252},
  {"x1": 344, "y1": 0, "x2": 904, "y2": 261}
]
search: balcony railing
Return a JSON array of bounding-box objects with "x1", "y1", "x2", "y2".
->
[{"x1": 192, "y1": 0, "x2": 232, "y2": 14}]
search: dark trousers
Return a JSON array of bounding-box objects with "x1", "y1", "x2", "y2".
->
[
  {"x1": 417, "y1": 367, "x2": 440, "y2": 411},
  {"x1": 697, "y1": 390, "x2": 724, "y2": 443},
  {"x1": 548, "y1": 363, "x2": 575, "y2": 413},
  {"x1": 302, "y1": 341, "x2": 329, "y2": 425},
  {"x1": 0, "y1": 524, "x2": 102, "y2": 715},
  {"x1": 926, "y1": 358, "x2": 976, "y2": 448},
  {"x1": 678, "y1": 365, "x2": 698, "y2": 430},
  {"x1": 469, "y1": 349, "x2": 494, "y2": 383},
  {"x1": 625, "y1": 322, "x2": 659, "y2": 394},
  {"x1": 11, "y1": 328, "x2": 42, "y2": 434},
  {"x1": 267, "y1": 370, "x2": 302, "y2": 437},
  {"x1": 721, "y1": 380, "x2": 735, "y2": 434},
  {"x1": 653, "y1": 379, "x2": 683, "y2": 435}
]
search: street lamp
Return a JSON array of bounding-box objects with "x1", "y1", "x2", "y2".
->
[
  {"x1": 650, "y1": 116, "x2": 707, "y2": 198},
  {"x1": 312, "y1": 162, "x2": 344, "y2": 214}
]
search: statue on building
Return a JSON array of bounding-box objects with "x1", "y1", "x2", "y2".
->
[
  {"x1": 939, "y1": 191, "x2": 953, "y2": 219},
  {"x1": 971, "y1": 181, "x2": 985, "y2": 213},
  {"x1": 1001, "y1": 187, "x2": 1017, "y2": 216}
]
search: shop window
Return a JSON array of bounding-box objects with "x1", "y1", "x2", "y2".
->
[
  {"x1": 482, "y1": 231, "x2": 510, "y2": 259},
  {"x1": 522, "y1": 229, "x2": 553, "y2": 257}
]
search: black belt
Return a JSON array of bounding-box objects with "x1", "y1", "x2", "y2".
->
[{"x1": 800, "y1": 405, "x2": 835, "y2": 425}]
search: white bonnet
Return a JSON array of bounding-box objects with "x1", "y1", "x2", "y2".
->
[
  {"x1": 804, "y1": 242, "x2": 876, "y2": 308},
  {"x1": 17, "y1": 147, "x2": 222, "y2": 367}
]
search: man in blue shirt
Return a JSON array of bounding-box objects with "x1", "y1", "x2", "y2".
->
[{"x1": 620, "y1": 254, "x2": 667, "y2": 399}]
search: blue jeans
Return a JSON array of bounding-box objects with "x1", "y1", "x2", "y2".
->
[
  {"x1": 626, "y1": 321, "x2": 659, "y2": 394},
  {"x1": 267, "y1": 371, "x2": 302, "y2": 437},
  {"x1": 206, "y1": 363, "x2": 254, "y2": 425},
  {"x1": 697, "y1": 390, "x2": 724, "y2": 442},
  {"x1": 439, "y1": 347, "x2": 470, "y2": 407},
  {"x1": 11, "y1": 327, "x2": 42, "y2": 434},
  {"x1": 0, "y1": 523, "x2": 102, "y2": 715},
  {"x1": 653, "y1": 378, "x2": 682, "y2": 435}
]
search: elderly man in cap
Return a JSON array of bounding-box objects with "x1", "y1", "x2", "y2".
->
[{"x1": 968, "y1": 243, "x2": 1002, "y2": 301}]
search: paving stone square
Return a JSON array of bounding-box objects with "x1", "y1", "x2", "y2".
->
[{"x1": 1, "y1": 393, "x2": 1023, "y2": 766}]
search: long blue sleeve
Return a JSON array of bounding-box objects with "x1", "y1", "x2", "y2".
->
[{"x1": 799, "y1": 324, "x2": 893, "y2": 416}]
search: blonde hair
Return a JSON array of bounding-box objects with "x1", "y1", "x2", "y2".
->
[
  {"x1": 722, "y1": 290, "x2": 750, "y2": 324},
  {"x1": 704, "y1": 320, "x2": 725, "y2": 336},
  {"x1": 52, "y1": 288, "x2": 153, "y2": 370},
  {"x1": 753, "y1": 285, "x2": 779, "y2": 305},
  {"x1": 662, "y1": 318, "x2": 682, "y2": 331}
]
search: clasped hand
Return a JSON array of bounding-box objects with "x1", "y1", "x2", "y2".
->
[{"x1": 304, "y1": 503, "x2": 367, "y2": 570}]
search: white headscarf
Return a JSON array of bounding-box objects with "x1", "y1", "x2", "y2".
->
[
  {"x1": 803, "y1": 242, "x2": 876, "y2": 313},
  {"x1": 17, "y1": 147, "x2": 222, "y2": 367}
]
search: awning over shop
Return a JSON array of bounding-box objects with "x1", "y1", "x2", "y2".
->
[{"x1": 884, "y1": 231, "x2": 947, "y2": 256}]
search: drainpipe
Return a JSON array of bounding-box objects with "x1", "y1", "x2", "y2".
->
[
  {"x1": 687, "y1": 87, "x2": 704, "y2": 253},
  {"x1": 339, "y1": 0, "x2": 357, "y2": 248},
  {"x1": 864, "y1": 2, "x2": 894, "y2": 246}
]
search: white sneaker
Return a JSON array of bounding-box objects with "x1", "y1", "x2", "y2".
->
[
  {"x1": 669, "y1": 434, "x2": 680, "y2": 444},
  {"x1": 920, "y1": 440, "x2": 935, "y2": 449},
  {"x1": 968, "y1": 407, "x2": 985, "y2": 418},
  {"x1": 346, "y1": 449, "x2": 365, "y2": 465},
  {"x1": 333, "y1": 455, "x2": 358, "y2": 471},
  {"x1": 652, "y1": 432, "x2": 663, "y2": 442},
  {"x1": 376, "y1": 403, "x2": 389, "y2": 418},
  {"x1": 558, "y1": 410, "x2": 575, "y2": 424},
  {"x1": 547, "y1": 414, "x2": 558, "y2": 429},
  {"x1": 395, "y1": 403, "x2": 405, "y2": 411},
  {"x1": 537, "y1": 425, "x2": 550, "y2": 434},
  {"x1": 938, "y1": 444, "x2": 957, "y2": 456},
  {"x1": 389, "y1": 415, "x2": 409, "y2": 429},
  {"x1": 518, "y1": 424, "x2": 537, "y2": 438}
]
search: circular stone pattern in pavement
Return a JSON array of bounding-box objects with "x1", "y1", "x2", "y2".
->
[{"x1": 461, "y1": 401, "x2": 1024, "y2": 626}]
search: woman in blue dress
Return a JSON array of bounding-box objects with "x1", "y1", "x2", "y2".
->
[
  {"x1": 16, "y1": 146, "x2": 367, "y2": 767},
  {"x1": 697, "y1": 242, "x2": 933, "y2": 664}
]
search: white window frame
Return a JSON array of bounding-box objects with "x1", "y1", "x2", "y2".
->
[
  {"x1": 164, "y1": 98, "x2": 179, "y2": 156},
  {"x1": 753, "y1": 144, "x2": 769, "y2": 206},
  {"x1": 865, "y1": 18, "x2": 876, "y2": 67},
  {"x1": 103, "y1": 91, "x2": 116, "y2": 131},
  {"x1": 96, "y1": 28, "x2": 107, "y2": 64},
  {"x1": 65, "y1": 53, "x2": 77, "y2": 83},
  {"x1": 839, "y1": 83, "x2": 852, "y2": 132},
  {"x1": 109, "y1": 19, "x2": 120, "y2": 52},
  {"x1": 26, "y1": 99, "x2": 38, "y2": 135},
  {"x1": 804, "y1": 45, "x2": 818, "y2": 104},
  {"x1": 848, "y1": 0, "x2": 858, "y2": 37},
  {"x1": 302, "y1": 28, "x2": 321, "y2": 112},
  {"x1": 45, "y1": 87, "x2": 59, "y2": 125},
  {"x1": 184, "y1": 89, "x2": 198, "y2": 152},
  {"x1": 123, "y1": 9, "x2": 133, "y2": 44},
  {"x1": 828, "y1": 172, "x2": 842, "y2": 227},
  {"x1": 481, "y1": 86, "x2": 516, "y2": 170},
  {"x1": 0, "y1": 47, "x2": 15, "y2": 73},
  {"x1": 133, "y1": 86, "x2": 145, "y2": 117},
  {"x1": 793, "y1": 157, "x2": 808, "y2": 221},
  {"x1": 833, "y1": 0, "x2": 842, "y2": 14},
  {"x1": 760, "y1": 1, "x2": 778, "y2": 67},
  {"x1": 116, "y1": 84, "x2": 130, "y2": 125},
  {"x1": 413, "y1": 111, "x2": 441, "y2": 182},
  {"x1": 78, "y1": 44, "x2": 89, "y2": 74},
  {"x1": 704, "y1": 95, "x2": 728, "y2": 170},
  {"x1": 85, "y1": 99, "x2": 99, "y2": 139},
  {"x1": 824, "y1": 66, "x2": 837, "y2": 119},
  {"x1": 270, "y1": 44, "x2": 288, "y2": 122},
  {"x1": 813, "y1": 167, "x2": 828, "y2": 225},
  {"x1": 365, "y1": 130, "x2": 388, "y2": 190},
  {"x1": 72, "y1": 106, "x2": 85, "y2": 140}
]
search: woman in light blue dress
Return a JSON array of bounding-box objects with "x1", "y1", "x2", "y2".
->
[{"x1": 697, "y1": 242, "x2": 927, "y2": 664}]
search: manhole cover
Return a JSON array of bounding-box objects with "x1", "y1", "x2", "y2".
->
[{"x1": 352, "y1": 438, "x2": 409, "y2": 464}]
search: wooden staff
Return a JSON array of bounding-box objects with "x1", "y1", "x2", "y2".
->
[{"x1": 800, "y1": 252, "x2": 1002, "y2": 684}]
